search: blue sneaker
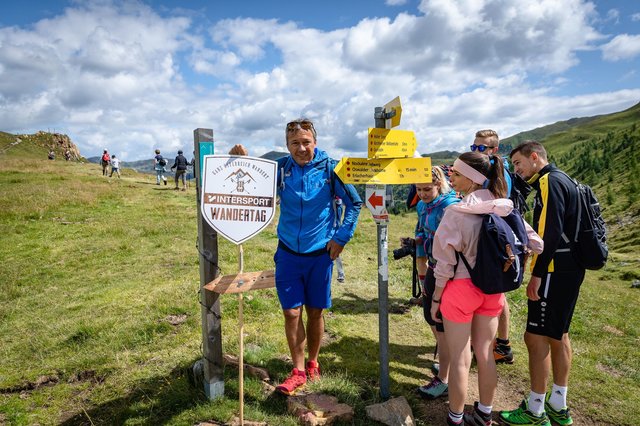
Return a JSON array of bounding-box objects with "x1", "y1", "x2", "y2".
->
[{"x1": 417, "y1": 376, "x2": 448, "y2": 399}]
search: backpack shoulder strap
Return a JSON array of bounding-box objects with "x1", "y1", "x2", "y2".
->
[
  {"x1": 277, "y1": 156, "x2": 292, "y2": 192},
  {"x1": 326, "y1": 157, "x2": 337, "y2": 198}
]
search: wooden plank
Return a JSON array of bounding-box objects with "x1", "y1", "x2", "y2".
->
[{"x1": 204, "y1": 270, "x2": 275, "y2": 294}]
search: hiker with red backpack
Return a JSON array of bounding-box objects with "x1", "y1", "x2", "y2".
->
[
  {"x1": 430, "y1": 152, "x2": 543, "y2": 426},
  {"x1": 101, "y1": 149, "x2": 110, "y2": 176},
  {"x1": 500, "y1": 141, "x2": 603, "y2": 426}
]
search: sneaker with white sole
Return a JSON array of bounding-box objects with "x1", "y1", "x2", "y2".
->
[{"x1": 417, "y1": 376, "x2": 448, "y2": 399}]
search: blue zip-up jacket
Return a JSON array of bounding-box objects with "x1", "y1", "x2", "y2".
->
[
  {"x1": 415, "y1": 190, "x2": 460, "y2": 264},
  {"x1": 277, "y1": 148, "x2": 362, "y2": 254}
]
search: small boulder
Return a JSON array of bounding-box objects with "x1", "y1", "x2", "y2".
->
[
  {"x1": 287, "y1": 393, "x2": 354, "y2": 426},
  {"x1": 365, "y1": 396, "x2": 415, "y2": 426}
]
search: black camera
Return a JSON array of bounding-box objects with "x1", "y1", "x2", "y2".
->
[{"x1": 393, "y1": 237, "x2": 416, "y2": 260}]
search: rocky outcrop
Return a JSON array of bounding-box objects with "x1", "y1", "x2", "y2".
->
[{"x1": 21, "y1": 131, "x2": 83, "y2": 161}]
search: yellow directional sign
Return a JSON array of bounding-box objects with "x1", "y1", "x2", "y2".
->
[
  {"x1": 383, "y1": 96, "x2": 402, "y2": 128},
  {"x1": 335, "y1": 157, "x2": 432, "y2": 185},
  {"x1": 368, "y1": 128, "x2": 416, "y2": 159}
]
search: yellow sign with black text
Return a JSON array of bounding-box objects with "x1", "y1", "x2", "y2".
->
[
  {"x1": 368, "y1": 128, "x2": 416, "y2": 159},
  {"x1": 383, "y1": 96, "x2": 402, "y2": 128},
  {"x1": 335, "y1": 157, "x2": 432, "y2": 185}
]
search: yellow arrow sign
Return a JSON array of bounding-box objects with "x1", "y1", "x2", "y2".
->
[
  {"x1": 384, "y1": 96, "x2": 402, "y2": 128},
  {"x1": 368, "y1": 128, "x2": 416, "y2": 159},
  {"x1": 335, "y1": 157, "x2": 432, "y2": 185}
]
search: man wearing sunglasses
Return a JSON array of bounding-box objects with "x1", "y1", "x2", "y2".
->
[
  {"x1": 274, "y1": 118, "x2": 362, "y2": 395},
  {"x1": 472, "y1": 130, "x2": 516, "y2": 367}
]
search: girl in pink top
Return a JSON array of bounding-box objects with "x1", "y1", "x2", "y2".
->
[{"x1": 431, "y1": 152, "x2": 543, "y2": 426}]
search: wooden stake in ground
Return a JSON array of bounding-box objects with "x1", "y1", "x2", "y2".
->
[{"x1": 238, "y1": 244, "x2": 244, "y2": 424}]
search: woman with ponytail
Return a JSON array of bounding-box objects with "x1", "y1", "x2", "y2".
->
[{"x1": 430, "y1": 152, "x2": 543, "y2": 426}]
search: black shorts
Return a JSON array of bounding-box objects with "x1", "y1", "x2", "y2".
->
[
  {"x1": 422, "y1": 268, "x2": 444, "y2": 333},
  {"x1": 526, "y1": 269, "x2": 585, "y2": 340}
]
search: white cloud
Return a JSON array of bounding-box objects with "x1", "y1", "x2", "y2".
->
[
  {"x1": 605, "y1": 9, "x2": 620, "y2": 23},
  {"x1": 632, "y1": 13, "x2": 640, "y2": 22},
  {"x1": 601, "y1": 34, "x2": 640, "y2": 61},
  {"x1": 0, "y1": 0, "x2": 638, "y2": 162},
  {"x1": 386, "y1": 0, "x2": 408, "y2": 5}
]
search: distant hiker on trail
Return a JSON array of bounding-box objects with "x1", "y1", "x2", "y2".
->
[
  {"x1": 48, "y1": 150, "x2": 55, "y2": 160},
  {"x1": 153, "y1": 149, "x2": 167, "y2": 186},
  {"x1": 414, "y1": 166, "x2": 459, "y2": 402},
  {"x1": 101, "y1": 150, "x2": 110, "y2": 176},
  {"x1": 472, "y1": 129, "x2": 516, "y2": 366},
  {"x1": 109, "y1": 154, "x2": 121, "y2": 178},
  {"x1": 431, "y1": 152, "x2": 542, "y2": 426},
  {"x1": 500, "y1": 141, "x2": 585, "y2": 426},
  {"x1": 170, "y1": 150, "x2": 189, "y2": 191},
  {"x1": 273, "y1": 118, "x2": 362, "y2": 396}
]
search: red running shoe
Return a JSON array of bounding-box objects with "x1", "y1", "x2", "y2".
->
[
  {"x1": 276, "y1": 368, "x2": 307, "y2": 395},
  {"x1": 306, "y1": 360, "x2": 321, "y2": 381}
]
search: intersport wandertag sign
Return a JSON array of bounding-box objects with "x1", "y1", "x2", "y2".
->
[{"x1": 201, "y1": 155, "x2": 277, "y2": 244}]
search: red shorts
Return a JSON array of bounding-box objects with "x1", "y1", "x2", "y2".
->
[{"x1": 440, "y1": 278, "x2": 505, "y2": 323}]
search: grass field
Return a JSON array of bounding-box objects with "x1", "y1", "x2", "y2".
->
[{"x1": 0, "y1": 144, "x2": 639, "y2": 425}]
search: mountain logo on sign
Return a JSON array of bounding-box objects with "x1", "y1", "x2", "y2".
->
[{"x1": 225, "y1": 168, "x2": 256, "y2": 194}]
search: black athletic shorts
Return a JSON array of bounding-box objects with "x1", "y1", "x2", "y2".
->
[
  {"x1": 422, "y1": 268, "x2": 444, "y2": 333},
  {"x1": 526, "y1": 269, "x2": 585, "y2": 340}
]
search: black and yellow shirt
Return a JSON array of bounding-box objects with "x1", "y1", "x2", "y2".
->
[{"x1": 529, "y1": 164, "x2": 581, "y2": 276}]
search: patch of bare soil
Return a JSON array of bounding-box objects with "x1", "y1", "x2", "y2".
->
[{"x1": 415, "y1": 366, "x2": 615, "y2": 425}]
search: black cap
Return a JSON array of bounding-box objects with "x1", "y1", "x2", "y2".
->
[{"x1": 178, "y1": 150, "x2": 183, "y2": 154}]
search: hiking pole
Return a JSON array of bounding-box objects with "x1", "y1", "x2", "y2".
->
[{"x1": 238, "y1": 244, "x2": 244, "y2": 425}]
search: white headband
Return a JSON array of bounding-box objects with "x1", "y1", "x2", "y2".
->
[{"x1": 453, "y1": 158, "x2": 487, "y2": 185}]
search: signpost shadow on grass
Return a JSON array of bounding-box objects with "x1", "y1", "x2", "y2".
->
[
  {"x1": 59, "y1": 362, "x2": 205, "y2": 425},
  {"x1": 331, "y1": 292, "x2": 413, "y2": 315}
]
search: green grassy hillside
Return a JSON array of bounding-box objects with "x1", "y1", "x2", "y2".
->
[
  {"x1": 0, "y1": 128, "x2": 639, "y2": 425},
  {"x1": 504, "y1": 102, "x2": 640, "y2": 254}
]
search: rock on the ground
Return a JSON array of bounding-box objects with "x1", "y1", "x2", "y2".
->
[
  {"x1": 287, "y1": 393, "x2": 354, "y2": 426},
  {"x1": 365, "y1": 396, "x2": 415, "y2": 426}
]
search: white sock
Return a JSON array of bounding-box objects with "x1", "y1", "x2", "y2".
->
[
  {"x1": 448, "y1": 410, "x2": 463, "y2": 424},
  {"x1": 548, "y1": 384, "x2": 568, "y2": 410},
  {"x1": 528, "y1": 391, "x2": 546, "y2": 416},
  {"x1": 477, "y1": 402, "x2": 492, "y2": 415}
]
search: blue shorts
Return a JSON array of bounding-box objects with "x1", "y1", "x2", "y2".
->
[{"x1": 274, "y1": 246, "x2": 333, "y2": 310}]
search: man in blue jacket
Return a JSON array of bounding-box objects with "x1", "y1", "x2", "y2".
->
[{"x1": 274, "y1": 118, "x2": 362, "y2": 395}]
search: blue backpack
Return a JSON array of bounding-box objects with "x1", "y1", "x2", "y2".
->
[{"x1": 457, "y1": 211, "x2": 529, "y2": 294}]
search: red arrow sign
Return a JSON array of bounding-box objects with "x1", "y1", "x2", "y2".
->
[{"x1": 368, "y1": 192, "x2": 383, "y2": 209}]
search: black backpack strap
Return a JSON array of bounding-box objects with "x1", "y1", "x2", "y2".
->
[{"x1": 455, "y1": 251, "x2": 473, "y2": 276}]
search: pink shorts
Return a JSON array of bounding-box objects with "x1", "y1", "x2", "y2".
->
[{"x1": 440, "y1": 278, "x2": 505, "y2": 323}]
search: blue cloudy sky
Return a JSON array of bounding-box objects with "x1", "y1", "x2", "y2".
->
[{"x1": 1, "y1": 0, "x2": 639, "y2": 161}]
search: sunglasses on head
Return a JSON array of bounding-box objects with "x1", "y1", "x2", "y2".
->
[
  {"x1": 286, "y1": 120, "x2": 314, "y2": 132},
  {"x1": 470, "y1": 144, "x2": 492, "y2": 152}
]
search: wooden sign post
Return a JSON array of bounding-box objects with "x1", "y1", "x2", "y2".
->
[{"x1": 193, "y1": 128, "x2": 224, "y2": 400}]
